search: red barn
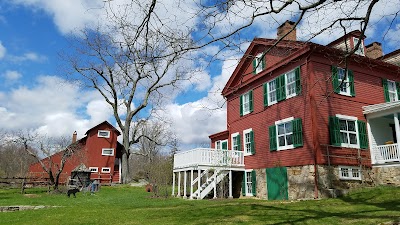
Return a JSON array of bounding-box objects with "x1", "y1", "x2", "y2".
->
[
  {"x1": 172, "y1": 21, "x2": 400, "y2": 200},
  {"x1": 29, "y1": 121, "x2": 123, "y2": 184}
]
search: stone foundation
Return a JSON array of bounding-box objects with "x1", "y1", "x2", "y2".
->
[{"x1": 371, "y1": 165, "x2": 400, "y2": 185}]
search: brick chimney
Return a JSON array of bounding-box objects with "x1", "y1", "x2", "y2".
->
[
  {"x1": 365, "y1": 42, "x2": 383, "y2": 59},
  {"x1": 277, "y1": 20, "x2": 296, "y2": 41},
  {"x1": 72, "y1": 131, "x2": 77, "y2": 143}
]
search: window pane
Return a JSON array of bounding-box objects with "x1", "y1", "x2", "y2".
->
[
  {"x1": 278, "y1": 136, "x2": 285, "y2": 147},
  {"x1": 278, "y1": 124, "x2": 285, "y2": 135},
  {"x1": 287, "y1": 72, "x2": 295, "y2": 82},
  {"x1": 286, "y1": 122, "x2": 292, "y2": 133},
  {"x1": 347, "y1": 121, "x2": 356, "y2": 131},
  {"x1": 390, "y1": 93, "x2": 397, "y2": 102},
  {"x1": 352, "y1": 168, "x2": 360, "y2": 178},
  {"x1": 341, "y1": 132, "x2": 348, "y2": 144},
  {"x1": 339, "y1": 120, "x2": 347, "y2": 131},
  {"x1": 349, "y1": 133, "x2": 357, "y2": 144},
  {"x1": 338, "y1": 69, "x2": 345, "y2": 80},
  {"x1": 286, "y1": 134, "x2": 293, "y2": 145},
  {"x1": 269, "y1": 80, "x2": 276, "y2": 91},
  {"x1": 341, "y1": 168, "x2": 349, "y2": 177}
]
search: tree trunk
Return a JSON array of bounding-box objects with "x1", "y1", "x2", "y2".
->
[{"x1": 121, "y1": 135, "x2": 131, "y2": 183}]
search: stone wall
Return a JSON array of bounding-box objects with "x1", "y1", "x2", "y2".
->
[
  {"x1": 254, "y1": 168, "x2": 267, "y2": 199},
  {"x1": 287, "y1": 165, "x2": 316, "y2": 200},
  {"x1": 371, "y1": 166, "x2": 400, "y2": 185}
]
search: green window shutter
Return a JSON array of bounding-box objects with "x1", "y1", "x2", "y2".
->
[
  {"x1": 252, "y1": 59, "x2": 257, "y2": 74},
  {"x1": 292, "y1": 118, "x2": 303, "y2": 148},
  {"x1": 237, "y1": 134, "x2": 241, "y2": 151},
  {"x1": 277, "y1": 75, "x2": 286, "y2": 102},
  {"x1": 263, "y1": 83, "x2": 268, "y2": 107},
  {"x1": 221, "y1": 141, "x2": 227, "y2": 150},
  {"x1": 329, "y1": 116, "x2": 341, "y2": 146},
  {"x1": 269, "y1": 125, "x2": 277, "y2": 151},
  {"x1": 251, "y1": 170, "x2": 257, "y2": 196},
  {"x1": 261, "y1": 55, "x2": 266, "y2": 70},
  {"x1": 383, "y1": 78, "x2": 390, "y2": 102},
  {"x1": 249, "y1": 90, "x2": 254, "y2": 113},
  {"x1": 331, "y1": 66, "x2": 339, "y2": 94},
  {"x1": 396, "y1": 82, "x2": 400, "y2": 101},
  {"x1": 295, "y1": 67, "x2": 301, "y2": 95},
  {"x1": 357, "y1": 120, "x2": 368, "y2": 149},
  {"x1": 240, "y1": 95, "x2": 243, "y2": 117},
  {"x1": 250, "y1": 130, "x2": 255, "y2": 155},
  {"x1": 349, "y1": 70, "x2": 355, "y2": 97},
  {"x1": 242, "y1": 172, "x2": 246, "y2": 196}
]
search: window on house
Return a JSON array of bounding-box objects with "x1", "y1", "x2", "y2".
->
[
  {"x1": 102, "y1": 148, "x2": 114, "y2": 156},
  {"x1": 383, "y1": 79, "x2": 399, "y2": 102},
  {"x1": 269, "y1": 117, "x2": 303, "y2": 151},
  {"x1": 215, "y1": 140, "x2": 228, "y2": 150},
  {"x1": 240, "y1": 90, "x2": 253, "y2": 116},
  {"x1": 353, "y1": 37, "x2": 365, "y2": 56},
  {"x1": 101, "y1": 167, "x2": 111, "y2": 173},
  {"x1": 253, "y1": 53, "x2": 265, "y2": 74},
  {"x1": 215, "y1": 141, "x2": 221, "y2": 150},
  {"x1": 98, "y1": 130, "x2": 110, "y2": 138},
  {"x1": 89, "y1": 167, "x2": 98, "y2": 173},
  {"x1": 329, "y1": 115, "x2": 368, "y2": 149},
  {"x1": 332, "y1": 66, "x2": 355, "y2": 96},
  {"x1": 339, "y1": 166, "x2": 361, "y2": 180},
  {"x1": 243, "y1": 129, "x2": 255, "y2": 155},
  {"x1": 242, "y1": 170, "x2": 256, "y2": 196},
  {"x1": 263, "y1": 67, "x2": 301, "y2": 106},
  {"x1": 231, "y1": 133, "x2": 240, "y2": 151}
]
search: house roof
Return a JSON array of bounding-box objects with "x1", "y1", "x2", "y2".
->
[
  {"x1": 326, "y1": 30, "x2": 366, "y2": 47},
  {"x1": 85, "y1": 121, "x2": 121, "y2": 136},
  {"x1": 209, "y1": 130, "x2": 229, "y2": 139},
  {"x1": 363, "y1": 101, "x2": 400, "y2": 115}
]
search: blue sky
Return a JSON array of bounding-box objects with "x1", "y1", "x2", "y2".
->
[{"x1": 1, "y1": 1, "x2": 400, "y2": 150}]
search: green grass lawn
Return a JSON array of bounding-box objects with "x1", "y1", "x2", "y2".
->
[{"x1": 0, "y1": 185, "x2": 399, "y2": 225}]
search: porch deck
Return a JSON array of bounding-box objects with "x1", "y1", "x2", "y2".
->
[
  {"x1": 173, "y1": 148, "x2": 245, "y2": 171},
  {"x1": 373, "y1": 143, "x2": 400, "y2": 164}
]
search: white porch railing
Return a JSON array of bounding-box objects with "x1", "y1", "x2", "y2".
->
[
  {"x1": 173, "y1": 148, "x2": 245, "y2": 169},
  {"x1": 374, "y1": 143, "x2": 400, "y2": 164}
]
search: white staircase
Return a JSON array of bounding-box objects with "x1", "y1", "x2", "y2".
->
[{"x1": 191, "y1": 170, "x2": 229, "y2": 199}]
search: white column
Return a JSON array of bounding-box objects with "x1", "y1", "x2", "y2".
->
[
  {"x1": 183, "y1": 171, "x2": 187, "y2": 199},
  {"x1": 228, "y1": 170, "x2": 233, "y2": 198},
  {"x1": 190, "y1": 170, "x2": 193, "y2": 199},
  {"x1": 394, "y1": 113, "x2": 400, "y2": 160},
  {"x1": 197, "y1": 169, "x2": 201, "y2": 195},
  {"x1": 177, "y1": 171, "x2": 181, "y2": 197},
  {"x1": 213, "y1": 170, "x2": 217, "y2": 199},
  {"x1": 366, "y1": 119, "x2": 376, "y2": 165},
  {"x1": 172, "y1": 172, "x2": 175, "y2": 196}
]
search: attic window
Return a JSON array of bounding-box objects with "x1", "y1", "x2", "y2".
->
[
  {"x1": 98, "y1": 130, "x2": 110, "y2": 138},
  {"x1": 89, "y1": 167, "x2": 98, "y2": 173},
  {"x1": 253, "y1": 53, "x2": 265, "y2": 74},
  {"x1": 101, "y1": 167, "x2": 111, "y2": 173},
  {"x1": 102, "y1": 148, "x2": 114, "y2": 156},
  {"x1": 353, "y1": 37, "x2": 365, "y2": 56}
]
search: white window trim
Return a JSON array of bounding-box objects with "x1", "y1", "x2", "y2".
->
[
  {"x1": 242, "y1": 92, "x2": 251, "y2": 116},
  {"x1": 275, "y1": 117, "x2": 295, "y2": 151},
  {"x1": 387, "y1": 79, "x2": 398, "y2": 102},
  {"x1": 339, "y1": 166, "x2": 362, "y2": 180},
  {"x1": 102, "y1": 148, "x2": 115, "y2": 156},
  {"x1": 215, "y1": 140, "x2": 221, "y2": 150},
  {"x1": 243, "y1": 128, "x2": 253, "y2": 156},
  {"x1": 245, "y1": 170, "x2": 253, "y2": 196},
  {"x1": 215, "y1": 140, "x2": 228, "y2": 150},
  {"x1": 336, "y1": 114, "x2": 359, "y2": 149},
  {"x1": 231, "y1": 132, "x2": 239, "y2": 151},
  {"x1": 267, "y1": 80, "x2": 277, "y2": 106},
  {"x1": 97, "y1": 130, "x2": 110, "y2": 138},
  {"x1": 255, "y1": 53, "x2": 264, "y2": 74},
  {"x1": 89, "y1": 167, "x2": 98, "y2": 173},
  {"x1": 285, "y1": 70, "x2": 297, "y2": 99},
  {"x1": 337, "y1": 67, "x2": 351, "y2": 96},
  {"x1": 353, "y1": 37, "x2": 365, "y2": 56},
  {"x1": 101, "y1": 167, "x2": 111, "y2": 173}
]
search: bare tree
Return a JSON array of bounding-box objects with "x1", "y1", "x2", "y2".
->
[
  {"x1": 0, "y1": 141, "x2": 36, "y2": 178},
  {"x1": 65, "y1": 1, "x2": 196, "y2": 183},
  {"x1": 12, "y1": 132, "x2": 84, "y2": 191}
]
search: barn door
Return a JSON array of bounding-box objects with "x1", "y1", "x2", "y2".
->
[{"x1": 266, "y1": 167, "x2": 288, "y2": 200}]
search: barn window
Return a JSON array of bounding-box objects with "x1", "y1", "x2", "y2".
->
[
  {"x1": 101, "y1": 167, "x2": 111, "y2": 173},
  {"x1": 89, "y1": 167, "x2": 98, "y2": 173},
  {"x1": 98, "y1": 130, "x2": 110, "y2": 138},
  {"x1": 102, "y1": 148, "x2": 114, "y2": 156}
]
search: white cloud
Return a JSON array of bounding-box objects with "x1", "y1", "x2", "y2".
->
[
  {"x1": 3, "y1": 70, "x2": 22, "y2": 82},
  {"x1": 0, "y1": 41, "x2": 6, "y2": 59},
  {"x1": 9, "y1": 52, "x2": 47, "y2": 63}
]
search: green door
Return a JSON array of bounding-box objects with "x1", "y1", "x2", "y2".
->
[{"x1": 266, "y1": 167, "x2": 288, "y2": 200}]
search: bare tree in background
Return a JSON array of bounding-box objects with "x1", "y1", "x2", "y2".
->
[
  {"x1": 12, "y1": 132, "x2": 84, "y2": 191},
  {"x1": 0, "y1": 141, "x2": 36, "y2": 178},
  {"x1": 66, "y1": 1, "x2": 195, "y2": 183}
]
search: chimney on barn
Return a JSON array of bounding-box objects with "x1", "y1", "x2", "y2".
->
[
  {"x1": 72, "y1": 131, "x2": 77, "y2": 143},
  {"x1": 277, "y1": 20, "x2": 296, "y2": 41},
  {"x1": 365, "y1": 42, "x2": 383, "y2": 59}
]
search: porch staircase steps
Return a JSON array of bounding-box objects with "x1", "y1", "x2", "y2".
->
[
  {"x1": 191, "y1": 170, "x2": 229, "y2": 199},
  {"x1": 112, "y1": 171, "x2": 120, "y2": 183}
]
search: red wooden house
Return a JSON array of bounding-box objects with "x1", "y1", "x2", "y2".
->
[
  {"x1": 29, "y1": 121, "x2": 123, "y2": 184},
  {"x1": 172, "y1": 21, "x2": 400, "y2": 200}
]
